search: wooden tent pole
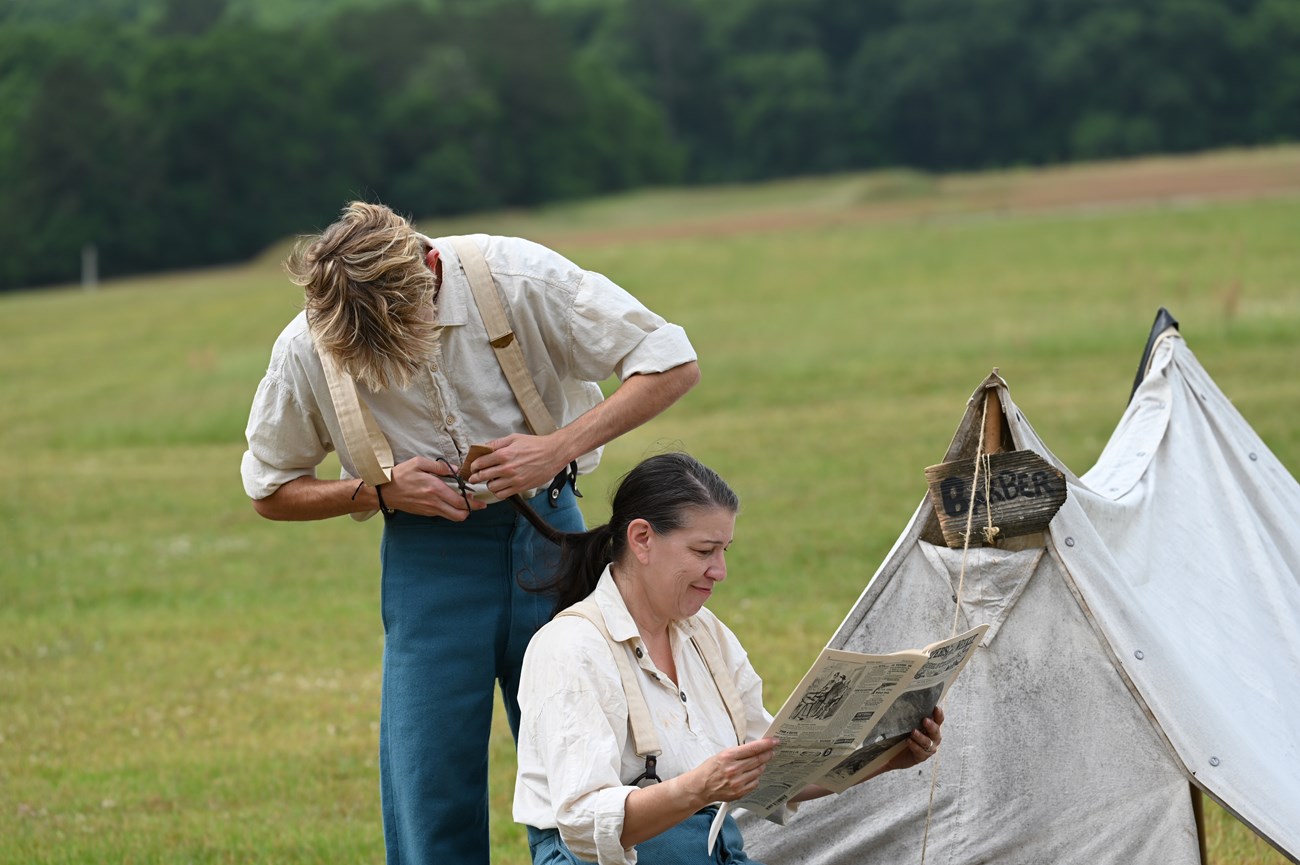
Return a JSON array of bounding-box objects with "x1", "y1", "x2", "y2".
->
[
  {"x1": 983, "y1": 387, "x2": 1004, "y2": 455},
  {"x1": 1192, "y1": 785, "x2": 1208, "y2": 864}
]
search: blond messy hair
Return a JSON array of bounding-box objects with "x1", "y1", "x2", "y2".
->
[{"x1": 286, "y1": 201, "x2": 438, "y2": 391}]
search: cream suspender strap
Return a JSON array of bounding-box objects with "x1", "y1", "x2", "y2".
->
[
  {"x1": 448, "y1": 235, "x2": 558, "y2": 437},
  {"x1": 317, "y1": 346, "x2": 395, "y2": 490},
  {"x1": 314, "y1": 237, "x2": 570, "y2": 523},
  {"x1": 556, "y1": 600, "x2": 750, "y2": 786},
  {"x1": 557, "y1": 600, "x2": 663, "y2": 780},
  {"x1": 682, "y1": 619, "x2": 748, "y2": 747}
]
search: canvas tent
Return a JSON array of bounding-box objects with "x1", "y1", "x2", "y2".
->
[{"x1": 738, "y1": 314, "x2": 1300, "y2": 864}]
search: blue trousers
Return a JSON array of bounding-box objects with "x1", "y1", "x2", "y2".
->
[
  {"x1": 528, "y1": 809, "x2": 762, "y2": 864},
  {"x1": 379, "y1": 488, "x2": 584, "y2": 865}
]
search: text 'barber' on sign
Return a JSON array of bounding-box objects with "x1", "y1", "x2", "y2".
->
[{"x1": 923, "y1": 450, "x2": 1068, "y2": 549}]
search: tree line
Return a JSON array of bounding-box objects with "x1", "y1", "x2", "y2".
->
[{"x1": 2, "y1": 0, "x2": 1297, "y2": 291}]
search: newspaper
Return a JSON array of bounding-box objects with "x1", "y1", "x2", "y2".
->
[{"x1": 707, "y1": 624, "x2": 988, "y2": 853}]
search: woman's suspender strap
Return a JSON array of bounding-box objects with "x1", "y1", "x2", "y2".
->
[
  {"x1": 682, "y1": 619, "x2": 748, "y2": 746},
  {"x1": 555, "y1": 600, "x2": 750, "y2": 787},
  {"x1": 556, "y1": 600, "x2": 663, "y2": 763}
]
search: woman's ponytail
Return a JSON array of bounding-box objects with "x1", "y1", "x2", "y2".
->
[{"x1": 525, "y1": 453, "x2": 738, "y2": 617}]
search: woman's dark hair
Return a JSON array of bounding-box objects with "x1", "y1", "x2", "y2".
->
[{"x1": 536, "y1": 452, "x2": 739, "y2": 614}]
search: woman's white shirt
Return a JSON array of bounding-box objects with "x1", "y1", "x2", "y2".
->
[{"x1": 513, "y1": 567, "x2": 775, "y2": 865}]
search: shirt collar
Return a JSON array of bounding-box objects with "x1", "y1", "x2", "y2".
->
[
  {"x1": 426, "y1": 237, "x2": 468, "y2": 327},
  {"x1": 592, "y1": 566, "x2": 642, "y2": 644}
]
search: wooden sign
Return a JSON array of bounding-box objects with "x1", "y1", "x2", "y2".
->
[{"x1": 923, "y1": 450, "x2": 1067, "y2": 549}]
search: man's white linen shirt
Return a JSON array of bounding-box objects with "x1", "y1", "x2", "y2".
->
[
  {"x1": 241, "y1": 235, "x2": 696, "y2": 503},
  {"x1": 513, "y1": 568, "x2": 777, "y2": 865}
]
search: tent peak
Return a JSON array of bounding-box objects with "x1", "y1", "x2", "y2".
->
[
  {"x1": 1130, "y1": 307, "x2": 1181, "y2": 403},
  {"x1": 967, "y1": 369, "x2": 1008, "y2": 404}
]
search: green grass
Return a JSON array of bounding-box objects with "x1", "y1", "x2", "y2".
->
[{"x1": 2, "y1": 149, "x2": 1298, "y2": 864}]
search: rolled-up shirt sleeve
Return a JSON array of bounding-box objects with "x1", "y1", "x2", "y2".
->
[
  {"x1": 568, "y1": 269, "x2": 697, "y2": 383},
  {"x1": 241, "y1": 370, "x2": 331, "y2": 500},
  {"x1": 515, "y1": 622, "x2": 641, "y2": 865},
  {"x1": 547, "y1": 689, "x2": 638, "y2": 864}
]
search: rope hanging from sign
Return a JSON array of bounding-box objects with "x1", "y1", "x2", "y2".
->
[{"x1": 919, "y1": 392, "x2": 999, "y2": 865}]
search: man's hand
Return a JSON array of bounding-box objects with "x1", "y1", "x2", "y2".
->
[
  {"x1": 466, "y1": 434, "x2": 566, "y2": 499},
  {"x1": 621, "y1": 736, "x2": 779, "y2": 849},
  {"x1": 383, "y1": 456, "x2": 487, "y2": 519},
  {"x1": 252, "y1": 456, "x2": 487, "y2": 521},
  {"x1": 465, "y1": 362, "x2": 702, "y2": 500}
]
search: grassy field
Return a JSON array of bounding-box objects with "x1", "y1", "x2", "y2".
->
[{"x1": 2, "y1": 147, "x2": 1297, "y2": 864}]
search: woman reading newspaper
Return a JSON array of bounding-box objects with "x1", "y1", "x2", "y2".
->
[{"x1": 513, "y1": 453, "x2": 944, "y2": 864}]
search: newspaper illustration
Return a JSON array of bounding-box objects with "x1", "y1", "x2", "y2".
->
[{"x1": 707, "y1": 623, "x2": 988, "y2": 853}]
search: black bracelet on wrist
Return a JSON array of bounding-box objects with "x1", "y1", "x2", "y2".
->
[
  {"x1": 374, "y1": 483, "x2": 396, "y2": 516},
  {"x1": 351, "y1": 479, "x2": 365, "y2": 501}
]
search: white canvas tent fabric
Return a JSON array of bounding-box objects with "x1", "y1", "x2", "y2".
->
[{"x1": 737, "y1": 330, "x2": 1300, "y2": 864}]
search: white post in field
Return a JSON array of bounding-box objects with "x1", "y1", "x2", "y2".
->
[{"x1": 82, "y1": 243, "x2": 98, "y2": 291}]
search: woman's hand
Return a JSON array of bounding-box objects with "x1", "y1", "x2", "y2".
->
[
  {"x1": 622, "y1": 737, "x2": 779, "y2": 848},
  {"x1": 681, "y1": 737, "x2": 780, "y2": 806},
  {"x1": 882, "y1": 705, "x2": 945, "y2": 773},
  {"x1": 788, "y1": 706, "x2": 947, "y2": 804}
]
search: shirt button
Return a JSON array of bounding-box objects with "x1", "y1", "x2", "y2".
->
[
  {"x1": 680, "y1": 691, "x2": 687, "y2": 702},
  {"x1": 445, "y1": 415, "x2": 455, "y2": 426},
  {"x1": 634, "y1": 647, "x2": 643, "y2": 658}
]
